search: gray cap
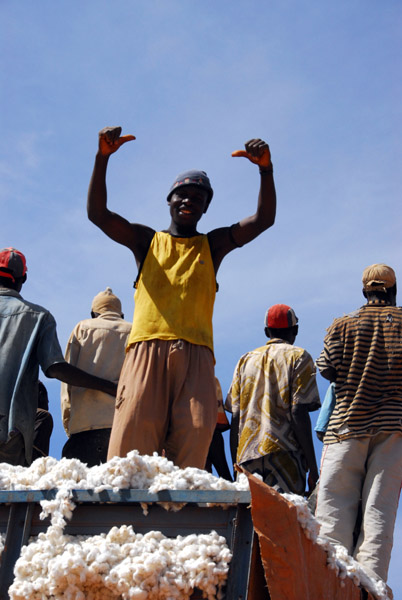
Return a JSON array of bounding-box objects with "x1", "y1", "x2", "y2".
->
[{"x1": 167, "y1": 170, "x2": 214, "y2": 204}]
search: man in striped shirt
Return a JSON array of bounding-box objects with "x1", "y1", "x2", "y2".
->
[{"x1": 315, "y1": 263, "x2": 402, "y2": 584}]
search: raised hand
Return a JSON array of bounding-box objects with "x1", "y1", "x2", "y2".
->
[
  {"x1": 98, "y1": 126, "x2": 136, "y2": 156},
  {"x1": 231, "y1": 138, "x2": 271, "y2": 169}
]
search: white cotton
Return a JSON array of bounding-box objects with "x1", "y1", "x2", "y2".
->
[
  {"x1": 316, "y1": 538, "x2": 391, "y2": 600},
  {"x1": 281, "y1": 492, "x2": 320, "y2": 541},
  {"x1": 2, "y1": 453, "x2": 241, "y2": 600},
  {"x1": 281, "y1": 492, "x2": 391, "y2": 600},
  {"x1": 0, "y1": 452, "x2": 249, "y2": 498},
  {"x1": 9, "y1": 526, "x2": 232, "y2": 599}
]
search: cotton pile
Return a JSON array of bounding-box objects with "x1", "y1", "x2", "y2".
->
[
  {"x1": 9, "y1": 527, "x2": 231, "y2": 600},
  {"x1": 0, "y1": 451, "x2": 249, "y2": 497},
  {"x1": 0, "y1": 452, "x2": 248, "y2": 599}
]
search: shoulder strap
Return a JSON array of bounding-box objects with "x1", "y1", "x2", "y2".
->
[{"x1": 133, "y1": 232, "x2": 156, "y2": 289}]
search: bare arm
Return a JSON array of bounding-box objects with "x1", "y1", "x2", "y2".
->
[
  {"x1": 87, "y1": 127, "x2": 155, "y2": 267},
  {"x1": 208, "y1": 138, "x2": 276, "y2": 272},
  {"x1": 46, "y1": 362, "x2": 117, "y2": 397},
  {"x1": 291, "y1": 404, "x2": 319, "y2": 495},
  {"x1": 231, "y1": 139, "x2": 276, "y2": 244}
]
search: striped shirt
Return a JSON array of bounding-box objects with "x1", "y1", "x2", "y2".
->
[
  {"x1": 225, "y1": 339, "x2": 320, "y2": 464},
  {"x1": 316, "y1": 301, "x2": 402, "y2": 444}
]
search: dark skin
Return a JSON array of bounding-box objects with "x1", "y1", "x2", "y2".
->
[
  {"x1": 230, "y1": 325, "x2": 319, "y2": 495},
  {"x1": 45, "y1": 362, "x2": 116, "y2": 396},
  {"x1": 91, "y1": 311, "x2": 124, "y2": 319},
  {"x1": 87, "y1": 127, "x2": 276, "y2": 273},
  {"x1": 0, "y1": 275, "x2": 117, "y2": 397}
]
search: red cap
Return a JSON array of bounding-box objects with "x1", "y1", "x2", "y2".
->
[
  {"x1": 0, "y1": 248, "x2": 27, "y2": 282},
  {"x1": 265, "y1": 304, "x2": 298, "y2": 329}
]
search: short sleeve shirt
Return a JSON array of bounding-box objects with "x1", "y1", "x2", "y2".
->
[
  {"x1": 316, "y1": 301, "x2": 402, "y2": 443},
  {"x1": 225, "y1": 339, "x2": 320, "y2": 464},
  {"x1": 60, "y1": 312, "x2": 132, "y2": 435}
]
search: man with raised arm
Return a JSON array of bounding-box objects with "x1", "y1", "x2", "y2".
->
[{"x1": 87, "y1": 127, "x2": 276, "y2": 469}]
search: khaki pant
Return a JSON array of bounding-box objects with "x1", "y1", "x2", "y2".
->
[
  {"x1": 107, "y1": 340, "x2": 217, "y2": 469},
  {"x1": 315, "y1": 432, "x2": 402, "y2": 582}
]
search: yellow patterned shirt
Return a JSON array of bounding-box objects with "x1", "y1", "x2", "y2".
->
[{"x1": 225, "y1": 339, "x2": 320, "y2": 465}]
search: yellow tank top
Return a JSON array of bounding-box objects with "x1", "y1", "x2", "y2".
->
[{"x1": 127, "y1": 232, "x2": 216, "y2": 354}]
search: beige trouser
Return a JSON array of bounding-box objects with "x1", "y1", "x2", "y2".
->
[
  {"x1": 107, "y1": 339, "x2": 217, "y2": 469},
  {"x1": 315, "y1": 432, "x2": 402, "y2": 582}
]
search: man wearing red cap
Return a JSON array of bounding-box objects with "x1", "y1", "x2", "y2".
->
[
  {"x1": 0, "y1": 248, "x2": 117, "y2": 466},
  {"x1": 316, "y1": 264, "x2": 402, "y2": 584},
  {"x1": 87, "y1": 126, "x2": 276, "y2": 469},
  {"x1": 226, "y1": 304, "x2": 320, "y2": 496}
]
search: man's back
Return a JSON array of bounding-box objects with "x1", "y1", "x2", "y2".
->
[
  {"x1": 61, "y1": 311, "x2": 131, "y2": 436},
  {"x1": 315, "y1": 264, "x2": 402, "y2": 583},
  {"x1": 0, "y1": 288, "x2": 64, "y2": 462},
  {"x1": 227, "y1": 339, "x2": 319, "y2": 464},
  {"x1": 226, "y1": 304, "x2": 320, "y2": 496},
  {"x1": 317, "y1": 301, "x2": 402, "y2": 443},
  {"x1": 0, "y1": 248, "x2": 119, "y2": 467}
]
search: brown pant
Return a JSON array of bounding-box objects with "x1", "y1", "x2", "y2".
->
[{"x1": 107, "y1": 340, "x2": 217, "y2": 469}]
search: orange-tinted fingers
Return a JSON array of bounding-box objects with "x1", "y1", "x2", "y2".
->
[
  {"x1": 99, "y1": 133, "x2": 135, "y2": 155},
  {"x1": 231, "y1": 150, "x2": 251, "y2": 159},
  {"x1": 118, "y1": 135, "x2": 136, "y2": 146},
  {"x1": 231, "y1": 150, "x2": 260, "y2": 165},
  {"x1": 232, "y1": 144, "x2": 271, "y2": 167}
]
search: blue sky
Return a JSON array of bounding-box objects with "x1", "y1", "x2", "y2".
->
[{"x1": 1, "y1": 0, "x2": 401, "y2": 594}]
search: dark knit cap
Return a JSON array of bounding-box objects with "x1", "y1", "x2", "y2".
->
[{"x1": 167, "y1": 170, "x2": 214, "y2": 203}]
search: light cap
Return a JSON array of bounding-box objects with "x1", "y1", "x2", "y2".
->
[
  {"x1": 362, "y1": 264, "x2": 396, "y2": 292},
  {"x1": 91, "y1": 287, "x2": 122, "y2": 314}
]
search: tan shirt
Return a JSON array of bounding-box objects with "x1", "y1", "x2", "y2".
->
[{"x1": 61, "y1": 311, "x2": 132, "y2": 435}]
